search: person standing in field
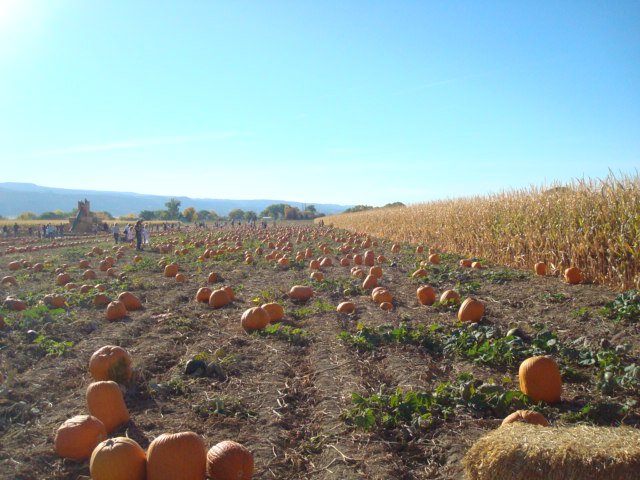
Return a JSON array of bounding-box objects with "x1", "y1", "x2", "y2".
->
[
  {"x1": 134, "y1": 220, "x2": 143, "y2": 251},
  {"x1": 142, "y1": 223, "x2": 150, "y2": 245},
  {"x1": 112, "y1": 223, "x2": 120, "y2": 243}
]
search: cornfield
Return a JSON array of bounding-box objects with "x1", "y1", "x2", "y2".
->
[{"x1": 321, "y1": 173, "x2": 640, "y2": 291}]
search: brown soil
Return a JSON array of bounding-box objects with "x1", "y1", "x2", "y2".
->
[{"x1": 0, "y1": 226, "x2": 638, "y2": 480}]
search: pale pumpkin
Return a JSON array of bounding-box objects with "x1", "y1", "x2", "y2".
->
[{"x1": 501, "y1": 410, "x2": 549, "y2": 427}]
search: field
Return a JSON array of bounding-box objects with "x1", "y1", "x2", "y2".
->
[
  {"x1": 0, "y1": 225, "x2": 638, "y2": 479},
  {"x1": 322, "y1": 174, "x2": 640, "y2": 291}
]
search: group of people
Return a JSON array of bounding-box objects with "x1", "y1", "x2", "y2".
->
[
  {"x1": 112, "y1": 220, "x2": 150, "y2": 250},
  {"x1": 1, "y1": 223, "x2": 65, "y2": 239}
]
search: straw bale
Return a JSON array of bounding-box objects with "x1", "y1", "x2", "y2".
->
[{"x1": 463, "y1": 423, "x2": 640, "y2": 480}]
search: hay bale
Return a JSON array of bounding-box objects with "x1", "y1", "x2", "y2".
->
[{"x1": 463, "y1": 423, "x2": 640, "y2": 480}]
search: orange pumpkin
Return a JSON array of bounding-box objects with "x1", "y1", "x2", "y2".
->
[
  {"x1": 54, "y1": 415, "x2": 107, "y2": 461},
  {"x1": 362, "y1": 274, "x2": 378, "y2": 290},
  {"x1": 94, "y1": 293, "x2": 111, "y2": 307},
  {"x1": 564, "y1": 266, "x2": 582, "y2": 284},
  {"x1": 106, "y1": 301, "x2": 127, "y2": 321},
  {"x1": 471, "y1": 261, "x2": 483, "y2": 269},
  {"x1": 288, "y1": 285, "x2": 313, "y2": 301},
  {"x1": 56, "y1": 272, "x2": 71, "y2": 286},
  {"x1": 196, "y1": 287, "x2": 213, "y2": 303},
  {"x1": 241, "y1": 307, "x2": 271, "y2": 332},
  {"x1": 309, "y1": 271, "x2": 324, "y2": 282},
  {"x1": 501, "y1": 410, "x2": 549, "y2": 427},
  {"x1": 379, "y1": 301, "x2": 393, "y2": 311},
  {"x1": 222, "y1": 285, "x2": 235, "y2": 301},
  {"x1": 428, "y1": 253, "x2": 440, "y2": 265},
  {"x1": 146, "y1": 432, "x2": 207, "y2": 480},
  {"x1": 416, "y1": 285, "x2": 436, "y2": 306},
  {"x1": 261, "y1": 303, "x2": 284, "y2": 322},
  {"x1": 319, "y1": 257, "x2": 332, "y2": 267},
  {"x1": 411, "y1": 268, "x2": 428, "y2": 279},
  {"x1": 175, "y1": 273, "x2": 187, "y2": 283},
  {"x1": 369, "y1": 266, "x2": 383, "y2": 278},
  {"x1": 164, "y1": 263, "x2": 179, "y2": 277},
  {"x1": 86, "y1": 381, "x2": 130, "y2": 433},
  {"x1": 209, "y1": 289, "x2": 230, "y2": 308},
  {"x1": 372, "y1": 288, "x2": 393, "y2": 304},
  {"x1": 90, "y1": 437, "x2": 146, "y2": 480},
  {"x1": 336, "y1": 301, "x2": 356, "y2": 314},
  {"x1": 1, "y1": 276, "x2": 17, "y2": 286},
  {"x1": 43, "y1": 294, "x2": 66, "y2": 309},
  {"x1": 534, "y1": 262, "x2": 547, "y2": 276},
  {"x1": 3, "y1": 297, "x2": 27, "y2": 311},
  {"x1": 459, "y1": 259, "x2": 473, "y2": 268},
  {"x1": 457, "y1": 297, "x2": 485, "y2": 322},
  {"x1": 89, "y1": 345, "x2": 133, "y2": 384},
  {"x1": 207, "y1": 272, "x2": 219, "y2": 283},
  {"x1": 518, "y1": 356, "x2": 562, "y2": 404},
  {"x1": 439, "y1": 290, "x2": 460, "y2": 304},
  {"x1": 206, "y1": 440, "x2": 254, "y2": 480},
  {"x1": 117, "y1": 292, "x2": 142, "y2": 311}
]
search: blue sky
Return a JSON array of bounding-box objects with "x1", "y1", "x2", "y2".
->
[{"x1": 1, "y1": 0, "x2": 638, "y2": 206}]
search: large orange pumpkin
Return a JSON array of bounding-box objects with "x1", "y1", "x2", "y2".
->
[
  {"x1": 362, "y1": 274, "x2": 378, "y2": 290},
  {"x1": 89, "y1": 345, "x2": 133, "y2": 384},
  {"x1": 518, "y1": 356, "x2": 562, "y2": 404},
  {"x1": 86, "y1": 381, "x2": 130, "y2": 433},
  {"x1": 209, "y1": 289, "x2": 231, "y2": 308},
  {"x1": 56, "y1": 272, "x2": 71, "y2": 286},
  {"x1": 416, "y1": 285, "x2": 436, "y2": 306},
  {"x1": 261, "y1": 303, "x2": 284, "y2": 322},
  {"x1": 54, "y1": 415, "x2": 107, "y2": 461},
  {"x1": 206, "y1": 440, "x2": 254, "y2": 480},
  {"x1": 288, "y1": 285, "x2": 313, "y2": 301},
  {"x1": 94, "y1": 293, "x2": 111, "y2": 307},
  {"x1": 457, "y1": 297, "x2": 485, "y2": 322},
  {"x1": 534, "y1": 262, "x2": 547, "y2": 276},
  {"x1": 564, "y1": 266, "x2": 582, "y2": 284},
  {"x1": 501, "y1": 410, "x2": 549, "y2": 427},
  {"x1": 336, "y1": 301, "x2": 356, "y2": 313},
  {"x1": 196, "y1": 287, "x2": 213, "y2": 303},
  {"x1": 371, "y1": 288, "x2": 393, "y2": 304},
  {"x1": 106, "y1": 301, "x2": 127, "y2": 321},
  {"x1": 117, "y1": 291, "x2": 142, "y2": 311},
  {"x1": 439, "y1": 290, "x2": 460, "y2": 304},
  {"x1": 146, "y1": 432, "x2": 207, "y2": 480},
  {"x1": 164, "y1": 263, "x2": 179, "y2": 277},
  {"x1": 90, "y1": 437, "x2": 147, "y2": 480},
  {"x1": 241, "y1": 307, "x2": 271, "y2": 332}
]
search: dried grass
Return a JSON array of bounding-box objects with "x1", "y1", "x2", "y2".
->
[
  {"x1": 463, "y1": 423, "x2": 640, "y2": 480},
  {"x1": 321, "y1": 173, "x2": 640, "y2": 291}
]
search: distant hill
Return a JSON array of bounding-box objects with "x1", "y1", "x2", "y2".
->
[{"x1": 0, "y1": 183, "x2": 352, "y2": 218}]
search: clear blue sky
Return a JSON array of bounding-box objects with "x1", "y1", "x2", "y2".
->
[{"x1": 1, "y1": 0, "x2": 638, "y2": 206}]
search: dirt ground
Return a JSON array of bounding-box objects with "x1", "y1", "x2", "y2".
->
[{"x1": 0, "y1": 226, "x2": 638, "y2": 479}]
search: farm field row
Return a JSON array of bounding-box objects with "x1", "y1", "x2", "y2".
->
[{"x1": 0, "y1": 225, "x2": 638, "y2": 479}]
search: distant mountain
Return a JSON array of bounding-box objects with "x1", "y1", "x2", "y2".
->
[{"x1": 0, "y1": 183, "x2": 352, "y2": 218}]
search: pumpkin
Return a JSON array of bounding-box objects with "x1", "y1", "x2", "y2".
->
[
  {"x1": 3, "y1": 296, "x2": 27, "y2": 311},
  {"x1": 147, "y1": 432, "x2": 207, "y2": 480},
  {"x1": 459, "y1": 259, "x2": 473, "y2": 267},
  {"x1": 362, "y1": 274, "x2": 378, "y2": 290},
  {"x1": 340, "y1": 257, "x2": 350, "y2": 267},
  {"x1": 411, "y1": 268, "x2": 428, "y2": 279},
  {"x1": 78, "y1": 259, "x2": 91, "y2": 268},
  {"x1": 310, "y1": 271, "x2": 324, "y2": 282},
  {"x1": 391, "y1": 244, "x2": 400, "y2": 253},
  {"x1": 352, "y1": 254, "x2": 363, "y2": 265},
  {"x1": 564, "y1": 266, "x2": 582, "y2": 284},
  {"x1": 534, "y1": 262, "x2": 547, "y2": 275},
  {"x1": 288, "y1": 285, "x2": 314, "y2": 301},
  {"x1": 416, "y1": 285, "x2": 436, "y2": 306},
  {"x1": 79, "y1": 284, "x2": 93, "y2": 294},
  {"x1": 56, "y1": 272, "x2": 71, "y2": 286},
  {"x1": 277, "y1": 257, "x2": 290, "y2": 268},
  {"x1": 372, "y1": 288, "x2": 393, "y2": 304},
  {"x1": 106, "y1": 301, "x2": 127, "y2": 321},
  {"x1": 8, "y1": 261, "x2": 21, "y2": 271},
  {"x1": 1, "y1": 276, "x2": 17, "y2": 286},
  {"x1": 54, "y1": 415, "x2": 107, "y2": 461},
  {"x1": 209, "y1": 289, "x2": 230, "y2": 308},
  {"x1": 369, "y1": 266, "x2": 383, "y2": 278},
  {"x1": 206, "y1": 440, "x2": 254, "y2": 480},
  {"x1": 501, "y1": 410, "x2": 549, "y2": 427},
  {"x1": 118, "y1": 292, "x2": 142, "y2": 310},
  {"x1": 32, "y1": 262, "x2": 44, "y2": 272},
  {"x1": 86, "y1": 381, "x2": 130, "y2": 433},
  {"x1": 94, "y1": 293, "x2": 111, "y2": 307},
  {"x1": 518, "y1": 356, "x2": 562, "y2": 404},
  {"x1": 471, "y1": 261, "x2": 483, "y2": 269},
  {"x1": 43, "y1": 294, "x2": 66, "y2": 309},
  {"x1": 196, "y1": 287, "x2": 213, "y2": 303},
  {"x1": 106, "y1": 267, "x2": 117, "y2": 277},
  {"x1": 95, "y1": 283, "x2": 107, "y2": 292},
  {"x1": 164, "y1": 263, "x2": 179, "y2": 277},
  {"x1": 379, "y1": 301, "x2": 393, "y2": 311},
  {"x1": 457, "y1": 297, "x2": 485, "y2": 322},
  {"x1": 89, "y1": 345, "x2": 133, "y2": 384},
  {"x1": 428, "y1": 253, "x2": 440, "y2": 265},
  {"x1": 241, "y1": 307, "x2": 271, "y2": 332},
  {"x1": 133, "y1": 255, "x2": 142, "y2": 263},
  {"x1": 415, "y1": 245, "x2": 424, "y2": 253},
  {"x1": 222, "y1": 285, "x2": 235, "y2": 301},
  {"x1": 319, "y1": 257, "x2": 332, "y2": 267},
  {"x1": 439, "y1": 290, "x2": 460, "y2": 304},
  {"x1": 175, "y1": 273, "x2": 187, "y2": 283},
  {"x1": 90, "y1": 436, "x2": 147, "y2": 480},
  {"x1": 207, "y1": 272, "x2": 219, "y2": 283},
  {"x1": 261, "y1": 303, "x2": 284, "y2": 322},
  {"x1": 336, "y1": 301, "x2": 356, "y2": 313}
]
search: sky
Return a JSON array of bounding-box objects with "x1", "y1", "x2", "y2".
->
[{"x1": 1, "y1": 0, "x2": 638, "y2": 207}]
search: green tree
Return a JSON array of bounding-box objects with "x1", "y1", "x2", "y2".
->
[
  {"x1": 383, "y1": 202, "x2": 406, "y2": 208},
  {"x1": 139, "y1": 210, "x2": 157, "y2": 220},
  {"x1": 343, "y1": 205, "x2": 374, "y2": 214},
  {"x1": 197, "y1": 210, "x2": 210, "y2": 222},
  {"x1": 305, "y1": 205, "x2": 317, "y2": 213},
  {"x1": 228, "y1": 208, "x2": 245, "y2": 221},
  {"x1": 17, "y1": 212, "x2": 38, "y2": 220},
  {"x1": 39, "y1": 210, "x2": 67, "y2": 220},
  {"x1": 182, "y1": 207, "x2": 198, "y2": 223},
  {"x1": 284, "y1": 206, "x2": 301, "y2": 220},
  {"x1": 165, "y1": 198, "x2": 181, "y2": 220},
  {"x1": 260, "y1": 203, "x2": 288, "y2": 219},
  {"x1": 244, "y1": 210, "x2": 258, "y2": 222}
]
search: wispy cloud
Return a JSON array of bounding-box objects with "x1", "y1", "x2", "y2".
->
[{"x1": 31, "y1": 131, "x2": 247, "y2": 156}]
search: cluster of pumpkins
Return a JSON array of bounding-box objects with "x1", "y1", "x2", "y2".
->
[{"x1": 54, "y1": 345, "x2": 254, "y2": 479}]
